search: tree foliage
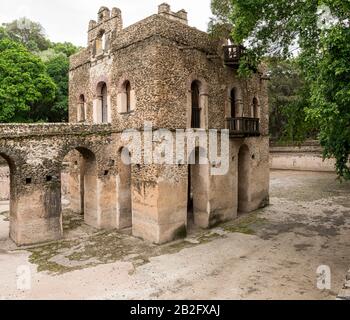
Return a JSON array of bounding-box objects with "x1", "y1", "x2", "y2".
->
[
  {"x1": 210, "y1": 0, "x2": 350, "y2": 179},
  {"x1": 268, "y1": 58, "x2": 318, "y2": 142},
  {"x1": 0, "y1": 18, "x2": 79, "y2": 123},
  {"x1": 0, "y1": 38, "x2": 56, "y2": 122},
  {"x1": 2, "y1": 19, "x2": 50, "y2": 52}
]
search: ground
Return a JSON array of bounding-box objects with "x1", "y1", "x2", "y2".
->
[{"x1": 0, "y1": 170, "x2": 350, "y2": 300}]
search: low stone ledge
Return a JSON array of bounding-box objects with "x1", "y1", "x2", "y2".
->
[{"x1": 0, "y1": 123, "x2": 112, "y2": 138}]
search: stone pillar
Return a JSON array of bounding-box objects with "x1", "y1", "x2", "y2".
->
[
  {"x1": 207, "y1": 171, "x2": 237, "y2": 227},
  {"x1": 83, "y1": 171, "x2": 99, "y2": 228},
  {"x1": 10, "y1": 177, "x2": 62, "y2": 246},
  {"x1": 98, "y1": 173, "x2": 118, "y2": 229},
  {"x1": 132, "y1": 174, "x2": 187, "y2": 244},
  {"x1": 191, "y1": 163, "x2": 211, "y2": 228}
]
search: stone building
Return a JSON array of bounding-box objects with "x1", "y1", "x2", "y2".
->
[{"x1": 0, "y1": 4, "x2": 269, "y2": 246}]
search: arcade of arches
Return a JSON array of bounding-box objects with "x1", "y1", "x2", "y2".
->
[{"x1": 0, "y1": 123, "x2": 269, "y2": 246}]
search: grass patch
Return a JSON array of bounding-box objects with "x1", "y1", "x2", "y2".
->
[
  {"x1": 222, "y1": 212, "x2": 267, "y2": 235},
  {"x1": 24, "y1": 211, "x2": 267, "y2": 275},
  {"x1": 0, "y1": 211, "x2": 9, "y2": 221}
]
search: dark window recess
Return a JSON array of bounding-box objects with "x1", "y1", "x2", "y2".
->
[
  {"x1": 104, "y1": 170, "x2": 109, "y2": 176},
  {"x1": 191, "y1": 81, "x2": 201, "y2": 128},
  {"x1": 46, "y1": 176, "x2": 53, "y2": 182},
  {"x1": 26, "y1": 178, "x2": 32, "y2": 185},
  {"x1": 125, "y1": 81, "x2": 131, "y2": 112},
  {"x1": 231, "y1": 88, "x2": 236, "y2": 118}
]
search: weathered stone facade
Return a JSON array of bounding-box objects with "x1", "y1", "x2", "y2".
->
[{"x1": 0, "y1": 4, "x2": 270, "y2": 246}]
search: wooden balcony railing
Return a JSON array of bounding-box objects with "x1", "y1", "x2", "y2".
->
[
  {"x1": 223, "y1": 45, "x2": 245, "y2": 68},
  {"x1": 226, "y1": 117, "x2": 260, "y2": 137}
]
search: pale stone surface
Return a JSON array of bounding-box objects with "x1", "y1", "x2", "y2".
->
[
  {"x1": 0, "y1": 170, "x2": 349, "y2": 300},
  {"x1": 269, "y1": 141, "x2": 349, "y2": 172}
]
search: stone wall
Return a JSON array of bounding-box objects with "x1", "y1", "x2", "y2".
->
[
  {"x1": 0, "y1": 159, "x2": 9, "y2": 201},
  {"x1": 270, "y1": 140, "x2": 336, "y2": 172}
]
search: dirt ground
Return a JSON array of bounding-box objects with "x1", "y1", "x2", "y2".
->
[{"x1": 0, "y1": 170, "x2": 350, "y2": 300}]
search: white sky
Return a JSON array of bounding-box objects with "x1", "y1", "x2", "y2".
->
[{"x1": 0, "y1": 0, "x2": 212, "y2": 46}]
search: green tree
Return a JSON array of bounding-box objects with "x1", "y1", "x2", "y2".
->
[
  {"x1": 2, "y1": 18, "x2": 50, "y2": 52},
  {"x1": 44, "y1": 55, "x2": 70, "y2": 122},
  {"x1": 0, "y1": 38, "x2": 56, "y2": 122},
  {"x1": 50, "y1": 41, "x2": 80, "y2": 57},
  {"x1": 268, "y1": 58, "x2": 317, "y2": 142},
  {"x1": 211, "y1": 0, "x2": 350, "y2": 179}
]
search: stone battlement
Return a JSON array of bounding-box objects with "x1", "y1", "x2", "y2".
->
[{"x1": 70, "y1": 4, "x2": 213, "y2": 70}]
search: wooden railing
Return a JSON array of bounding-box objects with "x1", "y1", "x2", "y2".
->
[
  {"x1": 226, "y1": 117, "x2": 260, "y2": 137},
  {"x1": 223, "y1": 45, "x2": 245, "y2": 68}
]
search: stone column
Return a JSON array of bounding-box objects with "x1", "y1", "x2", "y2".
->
[
  {"x1": 10, "y1": 175, "x2": 62, "y2": 246},
  {"x1": 98, "y1": 173, "x2": 118, "y2": 229},
  {"x1": 132, "y1": 172, "x2": 188, "y2": 244}
]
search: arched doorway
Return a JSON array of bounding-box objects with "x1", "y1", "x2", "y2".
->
[
  {"x1": 0, "y1": 153, "x2": 14, "y2": 245},
  {"x1": 60, "y1": 147, "x2": 98, "y2": 236},
  {"x1": 117, "y1": 147, "x2": 132, "y2": 229},
  {"x1": 237, "y1": 145, "x2": 250, "y2": 214}
]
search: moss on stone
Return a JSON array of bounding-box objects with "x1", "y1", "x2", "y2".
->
[{"x1": 223, "y1": 211, "x2": 267, "y2": 235}]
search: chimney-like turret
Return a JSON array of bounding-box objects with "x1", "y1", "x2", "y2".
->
[{"x1": 158, "y1": 3, "x2": 188, "y2": 25}]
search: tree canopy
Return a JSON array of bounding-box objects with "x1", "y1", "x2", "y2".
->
[
  {"x1": 210, "y1": 0, "x2": 350, "y2": 179},
  {"x1": 0, "y1": 18, "x2": 79, "y2": 123},
  {"x1": 0, "y1": 38, "x2": 56, "y2": 122}
]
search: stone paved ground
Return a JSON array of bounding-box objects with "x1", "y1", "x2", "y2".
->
[{"x1": 0, "y1": 170, "x2": 350, "y2": 300}]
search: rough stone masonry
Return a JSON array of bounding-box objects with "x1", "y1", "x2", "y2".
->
[{"x1": 0, "y1": 3, "x2": 270, "y2": 246}]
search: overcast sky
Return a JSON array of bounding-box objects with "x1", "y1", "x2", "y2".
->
[{"x1": 1, "y1": 0, "x2": 212, "y2": 46}]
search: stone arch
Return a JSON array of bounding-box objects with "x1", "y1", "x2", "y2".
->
[
  {"x1": 0, "y1": 152, "x2": 16, "y2": 242},
  {"x1": 237, "y1": 144, "x2": 250, "y2": 214},
  {"x1": 116, "y1": 146, "x2": 133, "y2": 229},
  {"x1": 94, "y1": 81, "x2": 110, "y2": 123},
  {"x1": 59, "y1": 146, "x2": 99, "y2": 230},
  {"x1": 117, "y1": 76, "x2": 136, "y2": 114},
  {"x1": 187, "y1": 75, "x2": 209, "y2": 129}
]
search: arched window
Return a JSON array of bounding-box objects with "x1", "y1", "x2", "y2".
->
[
  {"x1": 96, "y1": 82, "x2": 108, "y2": 123},
  {"x1": 101, "y1": 83, "x2": 108, "y2": 123},
  {"x1": 253, "y1": 97, "x2": 259, "y2": 118},
  {"x1": 191, "y1": 81, "x2": 201, "y2": 128},
  {"x1": 79, "y1": 94, "x2": 86, "y2": 122},
  {"x1": 118, "y1": 80, "x2": 135, "y2": 114},
  {"x1": 125, "y1": 81, "x2": 131, "y2": 113},
  {"x1": 230, "y1": 88, "x2": 236, "y2": 118},
  {"x1": 95, "y1": 30, "x2": 106, "y2": 56}
]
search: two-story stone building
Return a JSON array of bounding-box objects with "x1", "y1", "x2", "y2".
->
[{"x1": 0, "y1": 3, "x2": 269, "y2": 246}]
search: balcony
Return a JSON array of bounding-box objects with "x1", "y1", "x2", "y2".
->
[
  {"x1": 226, "y1": 117, "x2": 260, "y2": 138},
  {"x1": 223, "y1": 45, "x2": 245, "y2": 68}
]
